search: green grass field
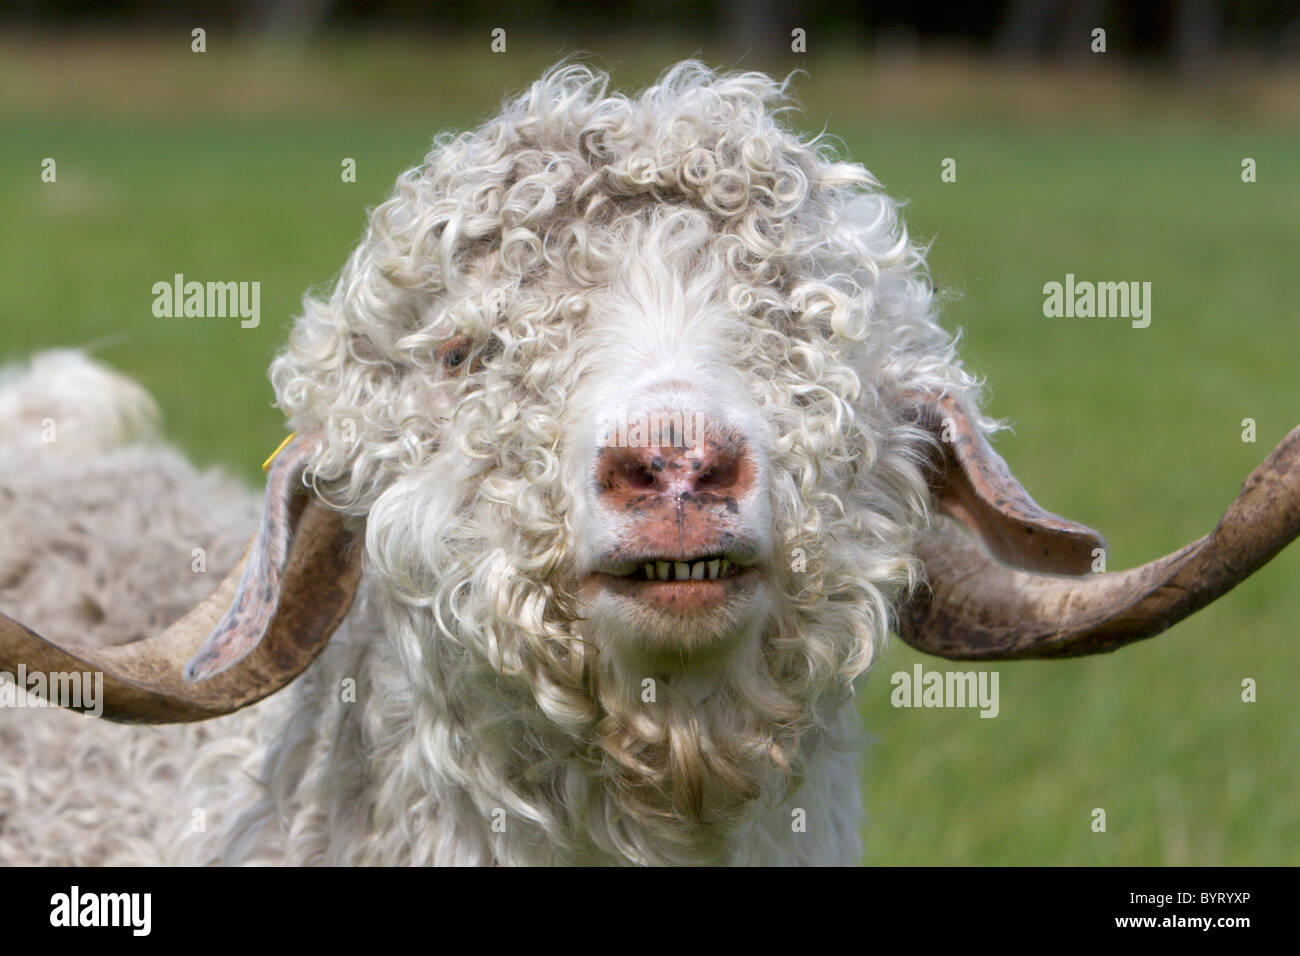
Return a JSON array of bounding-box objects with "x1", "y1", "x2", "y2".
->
[{"x1": 2, "y1": 38, "x2": 1297, "y2": 865}]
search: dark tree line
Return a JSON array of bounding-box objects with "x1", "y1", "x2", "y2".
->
[{"x1": 6, "y1": 1, "x2": 1300, "y2": 62}]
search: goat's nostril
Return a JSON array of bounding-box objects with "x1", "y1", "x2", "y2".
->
[
  {"x1": 623, "y1": 459, "x2": 657, "y2": 490},
  {"x1": 693, "y1": 457, "x2": 738, "y2": 492},
  {"x1": 599, "y1": 446, "x2": 661, "y2": 494},
  {"x1": 597, "y1": 438, "x2": 752, "y2": 502}
]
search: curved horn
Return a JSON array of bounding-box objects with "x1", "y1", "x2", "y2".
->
[
  {"x1": 0, "y1": 434, "x2": 361, "y2": 723},
  {"x1": 899, "y1": 407, "x2": 1300, "y2": 660}
]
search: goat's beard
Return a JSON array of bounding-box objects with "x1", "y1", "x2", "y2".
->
[
  {"x1": 586, "y1": 602, "x2": 815, "y2": 862},
  {"x1": 368, "y1": 456, "x2": 884, "y2": 864},
  {"x1": 407, "y1": 554, "x2": 861, "y2": 865}
]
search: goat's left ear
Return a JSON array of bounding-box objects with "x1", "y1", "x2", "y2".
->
[
  {"x1": 0, "y1": 431, "x2": 361, "y2": 723},
  {"x1": 183, "y1": 433, "x2": 331, "y2": 682},
  {"x1": 904, "y1": 393, "x2": 1105, "y2": 575}
]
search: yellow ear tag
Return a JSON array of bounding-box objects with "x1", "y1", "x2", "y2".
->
[{"x1": 262, "y1": 433, "x2": 298, "y2": 472}]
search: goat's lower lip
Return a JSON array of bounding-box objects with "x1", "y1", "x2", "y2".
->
[{"x1": 589, "y1": 567, "x2": 758, "y2": 613}]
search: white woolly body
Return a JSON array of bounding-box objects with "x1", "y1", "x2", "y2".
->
[{"x1": 0, "y1": 62, "x2": 987, "y2": 866}]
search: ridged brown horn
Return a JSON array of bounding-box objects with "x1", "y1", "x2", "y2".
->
[
  {"x1": 899, "y1": 425, "x2": 1300, "y2": 660},
  {"x1": 0, "y1": 435, "x2": 361, "y2": 723}
]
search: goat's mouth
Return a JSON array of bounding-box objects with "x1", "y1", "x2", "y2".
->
[
  {"x1": 587, "y1": 553, "x2": 760, "y2": 614},
  {"x1": 612, "y1": 555, "x2": 748, "y2": 582}
]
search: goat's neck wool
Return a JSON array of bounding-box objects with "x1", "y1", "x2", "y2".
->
[{"x1": 186, "y1": 587, "x2": 870, "y2": 865}]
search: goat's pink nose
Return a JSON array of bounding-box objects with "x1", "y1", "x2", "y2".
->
[{"x1": 597, "y1": 439, "x2": 752, "y2": 502}]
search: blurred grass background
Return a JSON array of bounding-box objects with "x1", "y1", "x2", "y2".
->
[{"x1": 1, "y1": 35, "x2": 1296, "y2": 865}]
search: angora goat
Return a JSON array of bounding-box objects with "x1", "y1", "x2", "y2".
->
[{"x1": 2, "y1": 62, "x2": 1296, "y2": 867}]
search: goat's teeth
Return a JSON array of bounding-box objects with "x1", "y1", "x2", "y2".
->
[{"x1": 643, "y1": 558, "x2": 734, "y2": 582}]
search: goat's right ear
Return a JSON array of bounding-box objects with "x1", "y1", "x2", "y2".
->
[
  {"x1": 898, "y1": 394, "x2": 1300, "y2": 661},
  {"x1": 0, "y1": 431, "x2": 361, "y2": 723},
  {"x1": 905, "y1": 392, "x2": 1105, "y2": 575},
  {"x1": 183, "y1": 433, "x2": 336, "y2": 682}
]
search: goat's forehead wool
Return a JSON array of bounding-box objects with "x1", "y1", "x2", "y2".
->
[{"x1": 270, "y1": 62, "x2": 974, "y2": 504}]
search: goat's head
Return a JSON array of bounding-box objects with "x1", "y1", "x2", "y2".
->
[{"x1": 4, "y1": 62, "x2": 1298, "y2": 774}]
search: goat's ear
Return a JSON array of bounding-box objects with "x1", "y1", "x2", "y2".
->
[
  {"x1": 183, "y1": 433, "x2": 326, "y2": 682},
  {"x1": 0, "y1": 431, "x2": 359, "y2": 723},
  {"x1": 905, "y1": 393, "x2": 1105, "y2": 575}
]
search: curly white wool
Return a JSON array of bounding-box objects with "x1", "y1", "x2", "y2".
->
[{"x1": 1, "y1": 61, "x2": 987, "y2": 866}]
